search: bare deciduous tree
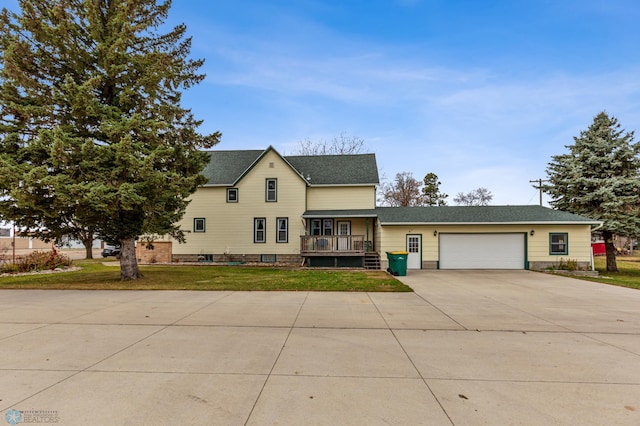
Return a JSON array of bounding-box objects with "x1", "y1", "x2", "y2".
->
[
  {"x1": 379, "y1": 172, "x2": 427, "y2": 206},
  {"x1": 453, "y1": 187, "x2": 493, "y2": 206},
  {"x1": 294, "y1": 133, "x2": 367, "y2": 155}
]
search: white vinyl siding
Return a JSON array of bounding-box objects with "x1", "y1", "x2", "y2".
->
[
  {"x1": 307, "y1": 186, "x2": 375, "y2": 210},
  {"x1": 173, "y1": 150, "x2": 307, "y2": 255},
  {"x1": 379, "y1": 224, "x2": 592, "y2": 267}
]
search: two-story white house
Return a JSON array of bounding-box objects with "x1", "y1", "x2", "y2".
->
[{"x1": 145, "y1": 146, "x2": 601, "y2": 271}]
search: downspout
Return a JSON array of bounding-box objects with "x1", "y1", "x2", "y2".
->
[
  {"x1": 366, "y1": 218, "x2": 369, "y2": 252},
  {"x1": 590, "y1": 222, "x2": 604, "y2": 271}
]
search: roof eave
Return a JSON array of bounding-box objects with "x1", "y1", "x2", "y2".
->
[
  {"x1": 308, "y1": 183, "x2": 378, "y2": 187},
  {"x1": 379, "y1": 221, "x2": 602, "y2": 226},
  {"x1": 303, "y1": 213, "x2": 378, "y2": 218}
]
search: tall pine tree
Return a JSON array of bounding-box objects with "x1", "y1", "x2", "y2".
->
[
  {"x1": 422, "y1": 173, "x2": 448, "y2": 206},
  {"x1": 0, "y1": 1, "x2": 220, "y2": 279},
  {"x1": 545, "y1": 112, "x2": 640, "y2": 272}
]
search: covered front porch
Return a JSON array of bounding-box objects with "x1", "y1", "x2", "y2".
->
[{"x1": 300, "y1": 210, "x2": 379, "y2": 268}]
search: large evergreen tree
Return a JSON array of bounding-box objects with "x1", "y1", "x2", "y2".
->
[
  {"x1": 0, "y1": 0, "x2": 220, "y2": 279},
  {"x1": 545, "y1": 112, "x2": 640, "y2": 272}
]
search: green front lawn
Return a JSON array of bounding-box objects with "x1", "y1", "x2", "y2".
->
[
  {"x1": 0, "y1": 259, "x2": 411, "y2": 292},
  {"x1": 579, "y1": 255, "x2": 640, "y2": 290}
]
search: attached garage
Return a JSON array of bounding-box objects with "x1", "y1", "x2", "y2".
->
[
  {"x1": 439, "y1": 233, "x2": 525, "y2": 269},
  {"x1": 375, "y1": 205, "x2": 602, "y2": 271}
]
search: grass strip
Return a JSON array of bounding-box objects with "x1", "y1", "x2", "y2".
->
[
  {"x1": 0, "y1": 259, "x2": 411, "y2": 292},
  {"x1": 577, "y1": 256, "x2": 640, "y2": 290}
]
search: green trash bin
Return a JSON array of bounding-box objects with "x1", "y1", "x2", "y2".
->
[{"x1": 386, "y1": 251, "x2": 408, "y2": 276}]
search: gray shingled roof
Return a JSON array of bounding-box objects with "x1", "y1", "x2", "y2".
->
[
  {"x1": 200, "y1": 147, "x2": 379, "y2": 186},
  {"x1": 201, "y1": 150, "x2": 264, "y2": 185},
  {"x1": 285, "y1": 154, "x2": 379, "y2": 185},
  {"x1": 375, "y1": 205, "x2": 601, "y2": 224}
]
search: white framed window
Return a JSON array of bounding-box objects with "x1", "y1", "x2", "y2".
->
[
  {"x1": 311, "y1": 218, "x2": 334, "y2": 235},
  {"x1": 277, "y1": 217, "x2": 288, "y2": 243},
  {"x1": 194, "y1": 218, "x2": 206, "y2": 233},
  {"x1": 311, "y1": 219, "x2": 322, "y2": 236},
  {"x1": 227, "y1": 188, "x2": 238, "y2": 203},
  {"x1": 323, "y1": 219, "x2": 333, "y2": 236},
  {"x1": 549, "y1": 233, "x2": 568, "y2": 255},
  {"x1": 254, "y1": 218, "x2": 266, "y2": 243},
  {"x1": 266, "y1": 178, "x2": 277, "y2": 202}
]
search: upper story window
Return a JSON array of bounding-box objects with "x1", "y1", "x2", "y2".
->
[
  {"x1": 549, "y1": 233, "x2": 568, "y2": 255},
  {"x1": 194, "y1": 218, "x2": 206, "y2": 233},
  {"x1": 266, "y1": 178, "x2": 277, "y2": 202},
  {"x1": 227, "y1": 188, "x2": 238, "y2": 203}
]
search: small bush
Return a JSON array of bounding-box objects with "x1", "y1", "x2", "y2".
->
[
  {"x1": 552, "y1": 258, "x2": 580, "y2": 271},
  {"x1": 14, "y1": 250, "x2": 72, "y2": 273},
  {"x1": 0, "y1": 263, "x2": 19, "y2": 274}
]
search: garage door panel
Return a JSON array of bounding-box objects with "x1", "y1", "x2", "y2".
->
[{"x1": 439, "y1": 234, "x2": 525, "y2": 270}]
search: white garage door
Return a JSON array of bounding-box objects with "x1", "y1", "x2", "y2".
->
[{"x1": 439, "y1": 233, "x2": 525, "y2": 269}]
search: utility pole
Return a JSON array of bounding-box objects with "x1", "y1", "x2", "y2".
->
[{"x1": 529, "y1": 179, "x2": 549, "y2": 206}]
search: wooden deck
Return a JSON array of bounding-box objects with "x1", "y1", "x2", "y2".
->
[{"x1": 300, "y1": 235, "x2": 371, "y2": 256}]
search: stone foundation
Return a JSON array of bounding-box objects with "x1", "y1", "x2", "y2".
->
[
  {"x1": 171, "y1": 253, "x2": 303, "y2": 265},
  {"x1": 528, "y1": 261, "x2": 592, "y2": 272},
  {"x1": 380, "y1": 259, "x2": 437, "y2": 271}
]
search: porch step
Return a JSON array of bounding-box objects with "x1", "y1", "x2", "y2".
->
[{"x1": 364, "y1": 253, "x2": 381, "y2": 270}]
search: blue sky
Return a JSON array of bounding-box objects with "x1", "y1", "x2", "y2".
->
[{"x1": 6, "y1": 0, "x2": 640, "y2": 205}]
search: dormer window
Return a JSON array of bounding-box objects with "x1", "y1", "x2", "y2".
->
[{"x1": 266, "y1": 178, "x2": 277, "y2": 202}]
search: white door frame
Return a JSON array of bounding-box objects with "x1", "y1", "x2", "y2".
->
[
  {"x1": 337, "y1": 221, "x2": 351, "y2": 251},
  {"x1": 406, "y1": 234, "x2": 422, "y2": 269}
]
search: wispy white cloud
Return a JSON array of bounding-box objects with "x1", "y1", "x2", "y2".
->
[{"x1": 183, "y1": 1, "x2": 640, "y2": 204}]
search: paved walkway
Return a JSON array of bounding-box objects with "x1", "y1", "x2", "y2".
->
[{"x1": 0, "y1": 271, "x2": 638, "y2": 425}]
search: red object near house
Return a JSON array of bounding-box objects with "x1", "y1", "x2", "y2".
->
[{"x1": 591, "y1": 241, "x2": 606, "y2": 256}]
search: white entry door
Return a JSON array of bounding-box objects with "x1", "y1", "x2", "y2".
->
[
  {"x1": 406, "y1": 235, "x2": 421, "y2": 269},
  {"x1": 337, "y1": 221, "x2": 351, "y2": 251}
]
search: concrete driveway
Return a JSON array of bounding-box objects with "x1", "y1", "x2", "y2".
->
[{"x1": 0, "y1": 270, "x2": 638, "y2": 425}]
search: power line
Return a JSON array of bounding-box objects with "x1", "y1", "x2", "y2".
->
[{"x1": 529, "y1": 178, "x2": 549, "y2": 206}]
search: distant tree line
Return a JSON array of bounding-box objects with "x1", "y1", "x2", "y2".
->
[{"x1": 378, "y1": 172, "x2": 492, "y2": 207}]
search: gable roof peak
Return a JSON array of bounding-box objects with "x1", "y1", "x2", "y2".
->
[{"x1": 201, "y1": 147, "x2": 379, "y2": 186}]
